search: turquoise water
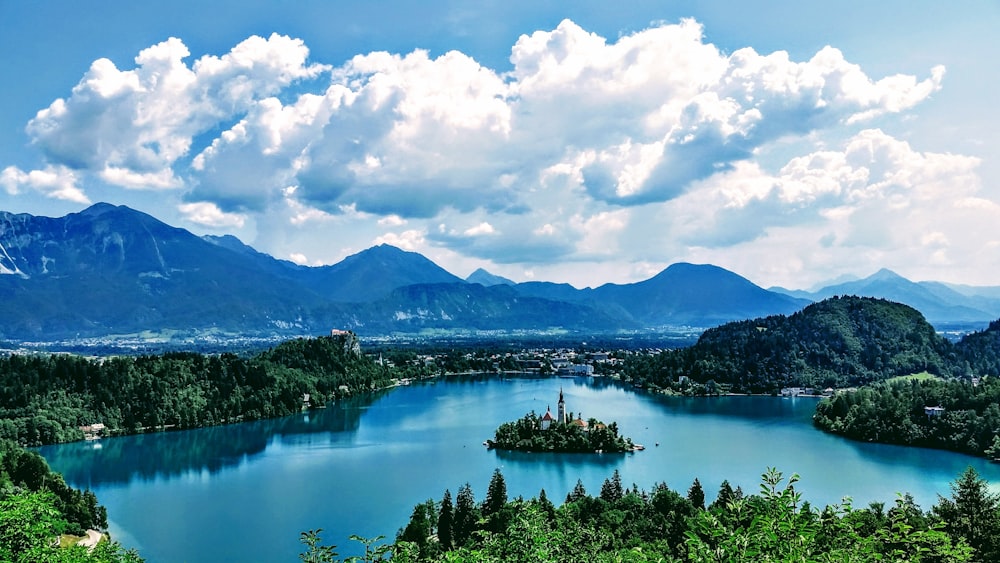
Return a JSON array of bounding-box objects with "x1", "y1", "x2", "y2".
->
[{"x1": 39, "y1": 375, "x2": 1000, "y2": 562}]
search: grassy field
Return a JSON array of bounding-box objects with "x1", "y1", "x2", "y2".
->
[{"x1": 886, "y1": 371, "x2": 940, "y2": 383}]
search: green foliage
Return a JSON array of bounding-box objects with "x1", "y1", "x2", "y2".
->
[
  {"x1": 813, "y1": 376, "x2": 1000, "y2": 456},
  {"x1": 490, "y1": 412, "x2": 634, "y2": 453},
  {"x1": 453, "y1": 483, "x2": 479, "y2": 548},
  {"x1": 437, "y1": 489, "x2": 453, "y2": 551},
  {"x1": 686, "y1": 478, "x2": 705, "y2": 510},
  {"x1": 483, "y1": 468, "x2": 507, "y2": 517},
  {"x1": 0, "y1": 440, "x2": 105, "y2": 534},
  {"x1": 300, "y1": 529, "x2": 339, "y2": 563},
  {"x1": 932, "y1": 467, "x2": 1000, "y2": 562},
  {"x1": 0, "y1": 333, "x2": 394, "y2": 447},
  {"x1": 600, "y1": 470, "x2": 624, "y2": 503},
  {"x1": 986, "y1": 435, "x2": 1000, "y2": 461},
  {"x1": 0, "y1": 490, "x2": 142, "y2": 563},
  {"x1": 618, "y1": 295, "x2": 1000, "y2": 459},
  {"x1": 387, "y1": 467, "x2": 982, "y2": 562},
  {"x1": 397, "y1": 499, "x2": 437, "y2": 556},
  {"x1": 345, "y1": 534, "x2": 393, "y2": 562},
  {"x1": 623, "y1": 296, "x2": 957, "y2": 394},
  {"x1": 954, "y1": 319, "x2": 1000, "y2": 376}
]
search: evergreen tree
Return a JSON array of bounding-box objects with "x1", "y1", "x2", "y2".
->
[
  {"x1": 453, "y1": 483, "x2": 479, "y2": 547},
  {"x1": 687, "y1": 477, "x2": 705, "y2": 510},
  {"x1": 483, "y1": 468, "x2": 507, "y2": 516},
  {"x1": 437, "y1": 489, "x2": 453, "y2": 551},
  {"x1": 711, "y1": 479, "x2": 736, "y2": 511},
  {"x1": 398, "y1": 499, "x2": 435, "y2": 550},
  {"x1": 566, "y1": 479, "x2": 587, "y2": 503},
  {"x1": 600, "y1": 469, "x2": 624, "y2": 503},
  {"x1": 933, "y1": 466, "x2": 1000, "y2": 562},
  {"x1": 537, "y1": 488, "x2": 556, "y2": 523}
]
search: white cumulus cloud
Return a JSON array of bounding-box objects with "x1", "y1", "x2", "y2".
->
[
  {"x1": 1, "y1": 165, "x2": 89, "y2": 203},
  {"x1": 6, "y1": 19, "x2": 974, "y2": 286},
  {"x1": 25, "y1": 33, "x2": 325, "y2": 191},
  {"x1": 178, "y1": 201, "x2": 247, "y2": 228}
]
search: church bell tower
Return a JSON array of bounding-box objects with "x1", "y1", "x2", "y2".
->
[{"x1": 557, "y1": 387, "x2": 566, "y2": 423}]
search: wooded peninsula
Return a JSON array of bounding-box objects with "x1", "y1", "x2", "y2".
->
[{"x1": 619, "y1": 296, "x2": 1000, "y2": 458}]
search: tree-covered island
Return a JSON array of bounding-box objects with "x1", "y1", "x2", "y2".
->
[{"x1": 486, "y1": 389, "x2": 638, "y2": 453}]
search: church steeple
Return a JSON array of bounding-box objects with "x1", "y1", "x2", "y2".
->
[{"x1": 557, "y1": 387, "x2": 566, "y2": 424}]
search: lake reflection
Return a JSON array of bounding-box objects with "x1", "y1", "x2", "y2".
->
[{"x1": 39, "y1": 376, "x2": 1000, "y2": 563}]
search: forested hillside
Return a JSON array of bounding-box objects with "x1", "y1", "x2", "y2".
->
[
  {"x1": 621, "y1": 296, "x2": 1000, "y2": 457},
  {"x1": 0, "y1": 333, "x2": 391, "y2": 446},
  {"x1": 954, "y1": 319, "x2": 1000, "y2": 375},
  {"x1": 624, "y1": 296, "x2": 956, "y2": 393}
]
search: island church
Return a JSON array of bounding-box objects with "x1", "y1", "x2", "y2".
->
[{"x1": 539, "y1": 388, "x2": 566, "y2": 430}]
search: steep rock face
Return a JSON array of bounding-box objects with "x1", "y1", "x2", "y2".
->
[
  {"x1": 0, "y1": 203, "x2": 195, "y2": 278},
  {"x1": 0, "y1": 204, "x2": 329, "y2": 338}
]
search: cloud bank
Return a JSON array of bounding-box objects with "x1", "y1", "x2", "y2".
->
[{"x1": 7, "y1": 18, "x2": 995, "y2": 287}]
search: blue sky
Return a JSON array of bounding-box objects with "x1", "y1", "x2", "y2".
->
[{"x1": 2, "y1": 1, "x2": 998, "y2": 289}]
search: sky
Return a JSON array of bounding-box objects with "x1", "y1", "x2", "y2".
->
[{"x1": 2, "y1": 1, "x2": 999, "y2": 290}]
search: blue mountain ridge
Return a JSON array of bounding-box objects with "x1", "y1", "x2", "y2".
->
[{"x1": 2, "y1": 203, "x2": 996, "y2": 340}]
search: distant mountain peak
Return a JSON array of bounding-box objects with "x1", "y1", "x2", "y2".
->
[
  {"x1": 347, "y1": 243, "x2": 411, "y2": 260},
  {"x1": 79, "y1": 201, "x2": 117, "y2": 212},
  {"x1": 316, "y1": 243, "x2": 463, "y2": 302},
  {"x1": 77, "y1": 202, "x2": 131, "y2": 218},
  {"x1": 868, "y1": 268, "x2": 905, "y2": 282},
  {"x1": 467, "y1": 268, "x2": 515, "y2": 287}
]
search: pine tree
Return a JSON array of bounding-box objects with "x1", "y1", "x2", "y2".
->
[
  {"x1": 600, "y1": 469, "x2": 624, "y2": 503},
  {"x1": 484, "y1": 468, "x2": 508, "y2": 516},
  {"x1": 537, "y1": 488, "x2": 556, "y2": 523},
  {"x1": 566, "y1": 479, "x2": 587, "y2": 503},
  {"x1": 454, "y1": 483, "x2": 479, "y2": 547},
  {"x1": 398, "y1": 500, "x2": 434, "y2": 549},
  {"x1": 711, "y1": 479, "x2": 736, "y2": 510},
  {"x1": 933, "y1": 467, "x2": 1000, "y2": 562},
  {"x1": 437, "y1": 489, "x2": 453, "y2": 551},
  {"x1": 687, "y1": 477, "x2": 705, "y2": 510}
]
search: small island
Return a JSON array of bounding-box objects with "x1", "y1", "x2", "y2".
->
[{"x1": 486, "y1": 389, "x2": 640, "y2": 453}]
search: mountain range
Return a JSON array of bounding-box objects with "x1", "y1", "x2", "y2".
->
[
  {"x1": 1, "y1": 203, "x2": 998, "y2": 341},
  {"x1": 769, "y1": 268, "x2": 1000, "y2": 326}
]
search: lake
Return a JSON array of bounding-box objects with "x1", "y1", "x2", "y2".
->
[{"x1": 39, "y1": 375, "x2": 1000, "y2": 562}]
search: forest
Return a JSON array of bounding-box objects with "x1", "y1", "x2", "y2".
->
[
  {"x1": 0, "y1": 439, "x2": 142, "y2": 562},
  {"x1": 622, "y1": 296, "x2": 963, "y2": 394},
  {"x1": 0, "y1": 333, "x2": 394, "y2": 446},
  {"x1": 296, "y1": 465, "x2": 1000, "y2": 563},
  {"x1": 813, "y1": 375, "x2": 1000, "y2": 457},
  {"x1": 620, "y1": 297, "x2": 1000, "y2": 457},
  {"x1": 489, "y1": 411, "x2": 634, "y2": 453}
]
